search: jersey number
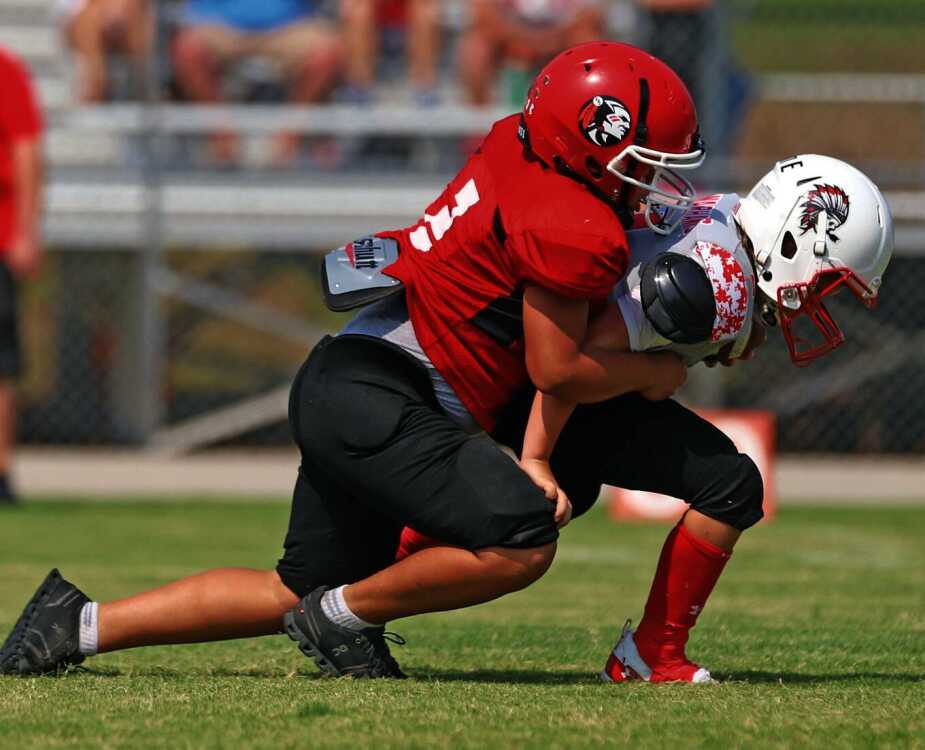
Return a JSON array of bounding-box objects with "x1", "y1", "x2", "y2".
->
[{"x1": 409, "y1": 179, "x2": 480, "y2": 252}]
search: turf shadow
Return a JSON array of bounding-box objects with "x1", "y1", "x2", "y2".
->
[
  {"x1": 413, "y1": 667, "x2": 597, "y2": 685},
  {"x1": 718, "y1": 670, "x2": 925, "y2": 685},
  {"x1": 64, "y1": 665, "x2": 318, "y2": 680}
]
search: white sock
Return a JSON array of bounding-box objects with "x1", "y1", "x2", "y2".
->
[
  {"x1": 78, "y1": 601, "x2": 99, "y2": 656},
  {"x1": 320, "y1": 586, "x2": 380, "y2": 630}
]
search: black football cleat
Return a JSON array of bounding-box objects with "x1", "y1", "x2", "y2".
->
[
  {"x1": 283, "y1": 587, "x2": 406, "y2": 679},
  {"x1": 0, "y1": 569, "x2": 90, "y2": 675}
]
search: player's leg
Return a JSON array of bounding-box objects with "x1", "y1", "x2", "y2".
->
[
  {"x1": 0, "y1": 343, "x2": 403, "y2": 675},
  {"x1": 97, "y1": 569, "x2": 297, "y2": 651},
  {"x1": 282, "y1": 335, "x2": 558, "y2": 675},
  {"x1": 0, "y1": 261, "x2": 21, "y2": 503},
  {"x1": 0, "y1": 566, "x2": 297, "y2": 674},
  {"x1": 97, "y1": 441, "x2": 404, "y2": 653},
  {"x1": 558, "y1": 394, "x2": 763, "y2": 682}
]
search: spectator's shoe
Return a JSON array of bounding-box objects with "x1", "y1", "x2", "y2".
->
[
  {"x1": 283, "y1": 587, "x2": 406, "y2": 679},
  {"x1": 0, "y1": 569, "x2": 89, "y2": 675},
  {"x1": 0, "y1": 475, "x2": 17, "y2": 505},
  {"x1": 600, "y1": 621, "x2": 713, "y2": 684}
]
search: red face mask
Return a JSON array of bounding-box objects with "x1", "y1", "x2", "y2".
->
[{"x1": 777, "y1": 267, "x2": 877, "y2": 366}]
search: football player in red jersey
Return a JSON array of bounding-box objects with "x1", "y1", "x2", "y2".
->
[{"x1": 1, "y1": 43, "x2": 706, "y2": 678}]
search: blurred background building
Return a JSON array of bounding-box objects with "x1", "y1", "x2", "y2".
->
[{"x1": 1, "y1": 0, "x2": 924, "y2": 456}]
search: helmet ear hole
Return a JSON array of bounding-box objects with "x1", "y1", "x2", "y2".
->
[
  {"x1": 585, "y1": 156, "x2": 603, "y2": 180},
  {"x1": 781, "y1": 231, "x2": 798, "y2": 260}
]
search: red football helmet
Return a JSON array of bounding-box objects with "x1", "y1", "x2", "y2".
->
[{"x1": 520, "y1": 41, "x2": 704, "y2": 234}]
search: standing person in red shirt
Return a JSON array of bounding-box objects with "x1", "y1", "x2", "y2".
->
[
  {"x1": 0, "y1": 47, "x2": 44, "y2": 505},
  {"x1": 1, "y1": 43, "x2": 704, "y2": 677}
]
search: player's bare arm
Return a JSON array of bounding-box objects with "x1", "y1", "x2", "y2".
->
[
  {"x1": 520, "y1": 390, "x2": 574, "y2": 528},
  {"x1": 520, "y1": 287, "x2": 686, "y2": 522},
  {"x1": 523, "y1": 285, "x2": 686, "y2": 404}
]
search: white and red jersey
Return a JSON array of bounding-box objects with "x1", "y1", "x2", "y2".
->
[
  {"x1": 381, "y1": 115, "x2": 630, "y2": 431},
  {"x1": 612, "y1": 193, "x2": 756, "y2": 365}
]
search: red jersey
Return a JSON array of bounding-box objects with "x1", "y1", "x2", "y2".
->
[
  {"x1": 382, "y1": 115, "x2": 629, "y2": 431},
  {"x1": 0, "y1": 46, "x2": 43, "y2": 253}
]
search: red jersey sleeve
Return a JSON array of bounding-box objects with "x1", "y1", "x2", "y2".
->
[
  {"x1": 508, "y1": 227, "x2": 629, "y2": 301},
  {"x1": 0, "y1": 51, "x2": 43, "y2": 142}
]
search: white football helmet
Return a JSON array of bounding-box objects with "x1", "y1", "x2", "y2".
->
[{"x1": 736, "y1": 154, "x2": 894, "y2": 365}]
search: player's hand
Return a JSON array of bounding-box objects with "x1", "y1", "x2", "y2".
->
[
  {"x1": 519, "y1": 457, "x2": 573, "y2": 529},
  {"x1": 640, "y1": 351, "x2": 687, "y2": 401},
  {"x1": 6, "y1": 234, "x2": 42, "y2": 279},
  {"x1": 704, "y1": 322, "x2": 767, "y2": 368}
]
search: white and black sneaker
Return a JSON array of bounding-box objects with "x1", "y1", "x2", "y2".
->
[
  {"x1": 283, "y1": 587, "x2": 406, "y2": 679},
  {"x1": 0, "y1": 569, "x2": 90, "y2": 675}
]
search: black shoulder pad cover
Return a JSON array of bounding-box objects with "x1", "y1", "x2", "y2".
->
[{"x1": 640, "y1": 252, "x2": 716, "y2": 344}]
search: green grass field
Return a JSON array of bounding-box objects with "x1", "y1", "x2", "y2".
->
[{"x1": 1, "y1": 501, "x2": 923, "y2": 749}]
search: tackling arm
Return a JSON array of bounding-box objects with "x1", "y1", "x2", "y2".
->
[{"x1": 523, "y1": 285, "x2": 686, "y2": 404}]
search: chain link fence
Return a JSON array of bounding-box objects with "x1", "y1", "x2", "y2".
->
[
  {"x1": 18, "y1": 247, "x2": 925, "y2": 453},
  {"x1": 11, "y1": 0, "x2": 925, "y2": 454}
]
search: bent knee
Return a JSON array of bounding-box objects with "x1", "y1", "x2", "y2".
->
[
  {"x1": 692, "y1": 454, "x2": 765, "y2": 531},
  {"x1": 480, "y1": 542, "x2": 556, "y2": 592}
]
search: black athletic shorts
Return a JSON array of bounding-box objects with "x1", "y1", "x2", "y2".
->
[
  {"x1": 276, "y1": 334, "x2": 558, "y2": 597},
  {"x1": 492, "y1": 386, "x2": 758, "y2": 523},
  {"x1": 0, "y1": 261, "x2": 21, "y2": 380}
]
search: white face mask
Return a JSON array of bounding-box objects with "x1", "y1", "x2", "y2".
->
[{"x1": 607, "y1": 143, "x2": 706, "y2": 235}]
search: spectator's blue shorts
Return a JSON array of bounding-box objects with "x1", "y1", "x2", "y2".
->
[{"x1": 184, "y1": 0, "x2": 318, "y2": 32}]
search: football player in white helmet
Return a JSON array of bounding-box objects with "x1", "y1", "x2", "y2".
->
[{"x1": 540, "y1": 155, "x2": 895, "y2": 683}]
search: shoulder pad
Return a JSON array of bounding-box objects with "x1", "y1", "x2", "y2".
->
[
  {"x1": 322, "y1": 236, "x2": 403, "y2": 312},
  {"x1": 640, "y1": 252, "x2": 716, "y2": 344}
]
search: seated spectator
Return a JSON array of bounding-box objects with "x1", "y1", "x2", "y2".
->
[
  {"x1": 59, "y1": 0, "x2": 153, "y2": 103},
  {"x1": 458, "y1": 0, "x2": 605, "y2": 107},
  {"x1": 172, "y1": 0, "x2": 343, "y2": 165},
  {"x1": 339, "y1": 0, "x2": 441, "y2": 106}
]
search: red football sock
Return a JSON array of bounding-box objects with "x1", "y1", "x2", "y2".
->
[
  {"x1": 395, "y1": 527, "x2": 441, "y2": 561},
  {"x1": 634, "y1": 520, "x2": 731, "y2": 667}
]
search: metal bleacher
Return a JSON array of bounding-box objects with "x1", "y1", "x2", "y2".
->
[{"x1": 3, "y1": 0, "x2": 925, "y2": 253}]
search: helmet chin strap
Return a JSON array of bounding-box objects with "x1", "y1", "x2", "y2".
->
[{"x1": 635, "y1": 78, "x2": 650, "y2": 146}]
